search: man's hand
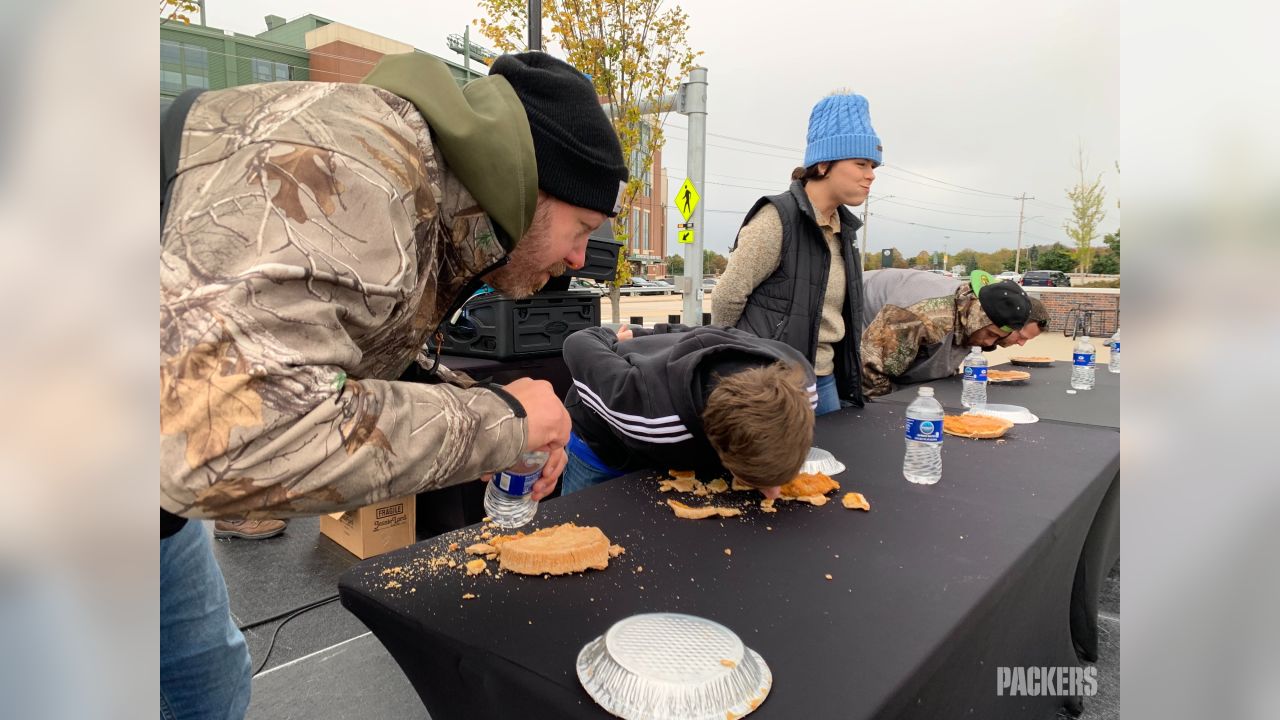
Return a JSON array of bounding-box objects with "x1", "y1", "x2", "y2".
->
[
  {"x1": 615, "y1": 323, "x2": 633, "y2": 342},
  {"x1": 530, "y1": 446, "x2": 566, "y2": 500},
  {"x1": 502, "y1": 378, "x2": 570, "y2": 453}
]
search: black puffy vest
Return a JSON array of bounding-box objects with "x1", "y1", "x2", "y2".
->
[{"x1": 731, "y1": 181, "x2": 865, "y2": 406}]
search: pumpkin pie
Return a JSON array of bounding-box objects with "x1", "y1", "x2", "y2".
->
[{"x1": 942, "y1": 414, "x2": 1015, "y2": 439}]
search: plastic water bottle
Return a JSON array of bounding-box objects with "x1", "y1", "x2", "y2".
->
[
  {"x1": 960, "y1": 346, "x2": 988, "y2": 408},
  {"x1": 1071, "y1": 336, "x2": 1096, "y2": 390},
  {"x1": 903, "y1": 387, "x2": 944, "y2": 485},
  {"x1": 1108, "y1": 329, "x2": 1120, "y2": 374},
  {"x1": 484, "y1": 450, "x2": 548, "y2": 529}
]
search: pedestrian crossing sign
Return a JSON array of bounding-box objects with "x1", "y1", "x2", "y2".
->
[
  {"x1": 676, "y1": 178, "x2": 700, "y2": 221},
  {"x1": 678, "y1": 229, "x2": 695, "y2": 245}
]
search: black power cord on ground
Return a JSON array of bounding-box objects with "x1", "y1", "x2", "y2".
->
[{"x1": 239, "y1": 593, "x2": 341, "y2": 677}]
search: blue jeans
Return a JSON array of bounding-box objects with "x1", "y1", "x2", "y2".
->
[
  {"x1": 161, "y1": 520, "x2": 252, "y2": 720},
  {"x1": 815, "y1": 374, "x2": 841, "y2": 416},
  {"x1": 561, "y1": 447, "x2": 626, "y2": 495}
]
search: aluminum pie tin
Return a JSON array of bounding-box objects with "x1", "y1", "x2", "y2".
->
[
  {"x1": 577, "y1": 613, "x2": 772, "y2": 720},
  {"x1": 802, "y1": 446, "x2": 846, "y2": 475},
  {"x1": 966, "y1": 403, "x2": 1039, "y2": 424}
]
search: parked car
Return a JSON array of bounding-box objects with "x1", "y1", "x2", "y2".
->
[
  {"x1": 702, "y1": 277, "x2": 719, "y2": 291},
  {"x1": 928, "y1": 269, "x2": 955, "y2": 278},
  {"x1": 619, "y1": 278, "x2": 671, "y2": 295},
  {"x1": 1020, "y1": 270, "x2": 1071, "y2": 287},
  {"x1": 568, "y1": 278, "x2": 603, "y2": 294},
  {"x1": 997, "y1": 271, "x2": 1021, "y2": 282}
]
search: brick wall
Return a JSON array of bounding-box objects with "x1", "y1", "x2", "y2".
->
[{"x1": 1025, "y1": 289, "x2": 1120, "y2": 336}]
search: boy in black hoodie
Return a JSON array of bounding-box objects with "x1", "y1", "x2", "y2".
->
[{"x1": 561, "y1": 324, "x2": 818, "y2": 498}]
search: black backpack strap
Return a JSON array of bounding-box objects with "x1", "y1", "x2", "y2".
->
[
  {"x1": 160, "y1": 89, "x2": 203, "y2": 539},
  {"x1": 160, "y1": 88, "x2": 204, "y2": 231}
]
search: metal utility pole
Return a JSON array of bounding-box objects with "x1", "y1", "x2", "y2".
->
[
  {"x1": 1014, "y1": 193, "x2": 1034, "y2": 273},
  {"x1": 680, "y1": 68, "x2": 708, "y2": 325},
  {"x1": 599, "y1": 68, "x2": 707, "y2": 324},
  {"x1": 860, "y1": 201, "x2": 869, "y2": 269},
  {"x1": 528, "y1": 0, "x2": 542, "y2": 51}
]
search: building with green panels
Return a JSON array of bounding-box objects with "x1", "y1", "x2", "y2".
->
[
  {"x1": 161, "y1": 13, "x2": 481, "y2": 111},
  {"x1": 160, "y1": 19, "x2": 311, "y2": 110}
]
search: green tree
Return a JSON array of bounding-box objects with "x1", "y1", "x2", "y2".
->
[
  {"x1": 1092, "y1": 230, "x2": 1119, "y2": 274},
  {"x1": 953, "y1": 249, "x2": 980, "y2": 274},
  {"x1": 1064, "y1": 145, "x2": 1108, "y2": 273},
  {"x1": 978, "y1": 249, "x2": 1013, "y2": 274},
  {"x1": 913, "y1": 250, "x2": 931, "y2": 268},
  {"x1": 863, "y1": 251, "x2": 881, "y2": 270},
  {"x1": 1037, "y1": 243, "x2": 1076, "y2": 273},
  {"x1": 703, "y1": 249, "x2": 728, "y2": 276},
  {"x1": 888, "y1": 248, "x2": 908, "y2": 269},
  {"x1": 664, "y1": 253, "x2": 684, "y2": 275},
  {"x1": 476, "y1": 0, "x2": 700, "y2": 320},
  {"x1": 1092, "y1": 251, "x2": 1118, "y2": 275}
]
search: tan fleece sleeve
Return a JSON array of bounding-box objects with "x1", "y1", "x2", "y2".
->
[{"x1": 711, "y1": 204, "x2": 784, "y2": 327}]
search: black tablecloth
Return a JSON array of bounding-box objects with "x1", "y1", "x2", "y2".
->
[
  {"x1": 879, "y1": 361, "x2": 1121, "y2": 662},
  {"x1": 339, "y1": 402, "x2": 1119, "y2": 719},
  {"x1": 878, "y1": 362, "x2": 1119, "y2": 429}
]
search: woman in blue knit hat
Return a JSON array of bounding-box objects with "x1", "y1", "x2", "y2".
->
[{"x1": 711, "y1": 91, "x2": 881, "y2": 414}]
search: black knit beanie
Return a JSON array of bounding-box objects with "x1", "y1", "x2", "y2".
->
[{"x1": 490, "y1": 52, "x2": 629, "y2": 217}]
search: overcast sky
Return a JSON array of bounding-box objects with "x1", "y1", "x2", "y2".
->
[{"x1": 207, "y1": 0, "x2": 1119, "y2": 258}]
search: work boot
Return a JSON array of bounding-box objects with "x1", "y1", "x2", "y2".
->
[{"x1": 213, "y1": 518, "x2": 287, "y2": 540}]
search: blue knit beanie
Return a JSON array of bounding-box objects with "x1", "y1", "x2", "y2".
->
[{"x1": 803, "y1": 92, "x2": 882, "y2": 168}]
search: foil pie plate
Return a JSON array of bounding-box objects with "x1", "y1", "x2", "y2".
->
[
  {"x1": 802, "y1": 446, "x2": 846, "y2": 475},
  {"x1": 577, "y1": 613, "x2": 772, "y2": 720},
  {"x1": 965, "y1": 403, "x2": 1039, "y2": 424}
]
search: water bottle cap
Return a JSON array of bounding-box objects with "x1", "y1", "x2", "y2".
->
[
  {"x1": 970, "y1": 346, "x2": 982, "y2": 353},
  {"x1": 919, "y1": 387, "x2": 935, "y2": 397}
]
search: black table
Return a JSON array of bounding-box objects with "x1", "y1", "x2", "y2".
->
[
  {"x1": 339, "y1": 402, "x2": 1119, "y2": 719},
  {"x1": 880, "y1": 362, "x2": 1120, "y2": 661},
  {"x1": 878, "y1": 361, "x2": 1119, "y2": 429}
]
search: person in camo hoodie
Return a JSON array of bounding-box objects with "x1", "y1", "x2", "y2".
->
[
  {"x1": 857, "y1": 269, "x2": 1033, "y2": 397},
  {"x1": 159, "y1": 52, "x2": 626, "y2": 718}
]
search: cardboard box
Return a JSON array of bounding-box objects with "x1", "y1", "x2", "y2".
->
[{"x1": 320, "y1": 496, "x2": 416, "y2": 559}]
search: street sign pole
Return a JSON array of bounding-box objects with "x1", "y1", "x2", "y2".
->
[{"x1": 681, "y1": 68, "x2": 708, "y2": 325}]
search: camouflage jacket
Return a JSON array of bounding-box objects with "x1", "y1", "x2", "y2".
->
[
  {"x1": 859, "y1": 285, "x2": 994, "y2": 397},
  {"x1": 161, "y1": 70, "x2": 537, "y2": 520}
]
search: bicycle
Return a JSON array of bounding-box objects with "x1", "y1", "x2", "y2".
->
[{"x1": 1061, "y1": 304, "x2": 1117, "y2": 341}]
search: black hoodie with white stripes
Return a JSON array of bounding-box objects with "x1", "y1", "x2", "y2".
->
[{"x1": 563, "y1": 324, "x2": 819, "y2": 476}]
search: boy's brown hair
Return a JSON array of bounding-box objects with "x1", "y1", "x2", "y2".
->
[{"x1": 702, "y1": 362, "x2": 815, "y2": 487}]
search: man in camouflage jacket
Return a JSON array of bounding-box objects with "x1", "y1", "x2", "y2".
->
[
  {"x1": 858, "y1": 269, "x2": 1032, "y2": 397},
  {"x1": 159, "y1": 51, "x2": 626, "y2": 718}
]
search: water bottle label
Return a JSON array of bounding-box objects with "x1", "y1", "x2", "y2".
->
[
  {"x1": 496, "y1": 469, "x2": 541, "y2": 496},
  {"x1": 1112, "y1": 342, "x2": 1119, "y2": 352},
  {"x1": 905, "y1": 418, "x2": 942, "y2": 443},
  {"x1": 1073, "y1": 352, "x2": 1095, "y2": 367},
  {"x1": 964, "y1": 366, "x2": 988, "y2": 382}
]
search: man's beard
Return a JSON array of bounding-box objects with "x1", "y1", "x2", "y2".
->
[{"x1": 483, "y1": 208, "x2": 566, "y2": 298}]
